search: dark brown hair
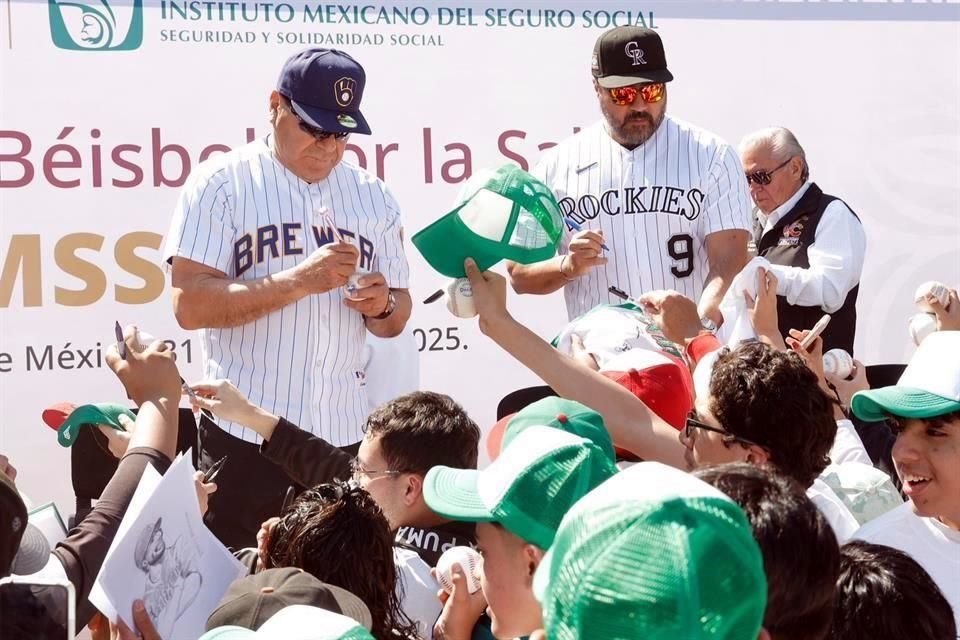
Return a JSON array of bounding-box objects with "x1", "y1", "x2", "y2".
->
[
  {"x1": 709, "y1": 342, "x2": 836, "y2": 487},
  {"x1": 365, "y1": 391, "x2": 480, "y2": 473},
  {"x1": 696, "y1": 463, "x2": 840, "y2": 640},
  {"x1": 266, "y1": 482, "x2": 417, "y2": 639},
  {"x1": 830, "y1": 541, "x2": 956, "y2": 640}
]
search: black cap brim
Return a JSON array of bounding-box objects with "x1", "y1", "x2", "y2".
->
[
  {"x1": 596, "y1": 69, "x2": 674, "y2": 88},
  {"x1": 291, "y1": 98, "x2": 371, "y2": 136}
]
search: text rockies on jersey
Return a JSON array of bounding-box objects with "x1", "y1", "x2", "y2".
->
[{"x1": 560, "y1": 185, "x2": 706, "y2": 223}]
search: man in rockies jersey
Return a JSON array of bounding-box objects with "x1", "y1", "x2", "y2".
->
[
  {"x1": 509, "y1": 27, "x2": 751, "y2": 330},
  {"x1": 163, "y1": 48, "x2": 411, "y2": 548}
]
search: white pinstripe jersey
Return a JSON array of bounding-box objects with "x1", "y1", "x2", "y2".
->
[
  {"x1": 163, "y1": 137, "x2": 410, "y2": 445},
  {"x1": 534, "y1": 116, "x2": 752, "y2": 319}
]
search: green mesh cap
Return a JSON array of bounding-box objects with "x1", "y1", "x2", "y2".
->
[
  {"x1": 412, "y1": 164, "x2": 564, "y2": 278},
  {"x1": 424, "y1": 426, "x2": 618, "y2": 550},
  {"x1": 501, "y1": 397, "x2": 615, "y2": 462},
  {"x1": 535, "y1": 462, "x2": 767, "y2": 640}
]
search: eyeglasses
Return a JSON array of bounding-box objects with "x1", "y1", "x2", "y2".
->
[
  {"x1": 282, "y1": 96, "x2": 350, "y2": 142},
  {"x1": 608, "y1": 83, "x2": 666, "y2": 106},
  {"x1": 684, "y1": 414, "x2": 762, "y2": 448},
  {"x1": 745, "y1": 158, "x2": 792, "y2": 186},
  {"x1": 350, "y1": 456, "x2": 403, "y2": 480}
]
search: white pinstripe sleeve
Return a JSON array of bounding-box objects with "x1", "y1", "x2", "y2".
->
[
  {"x1": 162, "y1": 168, "x2": 236, "y2": 274},
  {"x1": 700, "y1": 144, "x2": 753, "y2": 236},
  {"x1": 377, "y1": 186, "x2": 410, "y2": 289}
]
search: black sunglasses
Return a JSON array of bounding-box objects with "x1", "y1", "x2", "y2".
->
[
  {"x1": 282, "y1": 96, "x2": 350, "y2": 142},
  {"x1": 745, "y1": 158, "x2": 792, "y2": 186},
  {"x1": 684, "y1": 414, "x2": 762, "y2": 448}
]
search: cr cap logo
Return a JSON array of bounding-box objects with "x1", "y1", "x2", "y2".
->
[
  {"x1": 335, "y1": 77, "x2": 357, "y2": 107},
  {"x1": 624, "y1": 41, "x2": 647, "y2": 66},
  {"x1": 48, "y1": 0, "x2": 143, "y2": 51}
]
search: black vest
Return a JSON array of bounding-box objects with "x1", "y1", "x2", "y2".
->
[{"x1": 753, "y1": 183, "x2": 860, "y2": 354}]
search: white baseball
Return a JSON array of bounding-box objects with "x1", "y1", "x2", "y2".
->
[
  {"x1": 435, "y1": 546, "x2": 482, "y2": 595},
  {"x1": 914, "y1": 281, "x2": 949, "y2": 313},
  {"x1": 445, "y1": 278, "x2": 477, "y2": 319},
  {"x1": 822, "y1": 349, "x2": 855, "y2": 380},
  {"x1": 112, "y1": 329, "x2": 155, "y2": 353},
  {"x1": 345, "y1": 269, "x2": 369, "y2": 298},
  {"x1": 908, "y1": 313, "x2": 938, "y2": 346},
  {"x1": 132, "y1": 330, "x2": 156, "y2": 352}
]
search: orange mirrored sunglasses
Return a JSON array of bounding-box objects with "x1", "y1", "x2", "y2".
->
[{"x1": 608, "y1": 83, "x2": 665, "y2": 106}]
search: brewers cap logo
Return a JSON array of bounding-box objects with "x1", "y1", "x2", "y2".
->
[
  {"x1": 335, "y1": 77, "x2": 357, "y2": 107},
  {"x1": 625, "y1": 41, "x2": 647, "y2": 66}
]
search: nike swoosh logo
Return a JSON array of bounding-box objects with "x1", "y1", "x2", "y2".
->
[{"x1": 575, "y1": 162, "x2": 598, "y2": 173}]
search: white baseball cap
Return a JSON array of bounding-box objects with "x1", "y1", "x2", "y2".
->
[{"x1": 852, "y1": 331, "x2": 960, "y2": 421}]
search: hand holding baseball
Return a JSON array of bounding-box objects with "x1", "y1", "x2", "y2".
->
[
  {"x1": 432, "y1": 550, "x2": 487, "y2": 640},
  {"x1": 106, "y1": 325, "x2": 181, "y2": 406},
  {"x1": 463, "y1": 258, "x2": 510, "y2": 335},
  {"x1": 824, "y1": 357, "x2": 869, "y2": 407},
  {"x1": 295, "y1": 241, "x2": 359, "y2": 294},
  {"x1": 927, "y1": 285, "x2": 960, "y2": 332},
  {"x1": 343, "y1": 271, "x2": 390, "y2": 317}
]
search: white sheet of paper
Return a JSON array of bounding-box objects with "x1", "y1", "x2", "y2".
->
[
  {"x1": 94, "y1": 452, "x2": 244, "y2": 636},
  {"x1": 90, "y1": 463, "x2": 163, "y2": 621}
]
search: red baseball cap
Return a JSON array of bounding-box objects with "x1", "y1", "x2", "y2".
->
[
  {"x1": 42, "y1": 403, "x2": 76, "y2": 431},
  {"x1": 599, "y1": 349, "x2": 693, "y2": 432}
]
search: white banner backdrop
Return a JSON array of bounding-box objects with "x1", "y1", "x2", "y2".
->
[{"x1": 1, "y1": 0, "x2": 959, "y2": 516}]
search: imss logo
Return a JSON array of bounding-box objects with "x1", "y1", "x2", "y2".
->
[{"x1": 48, "y1": 0, "x2": 143, "y2": 51}]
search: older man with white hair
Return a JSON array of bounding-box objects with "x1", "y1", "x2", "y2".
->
[{"x1": 740, "y1": 127, "x2": 866, "y2": 353}]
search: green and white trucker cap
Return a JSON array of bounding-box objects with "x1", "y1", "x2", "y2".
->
[
  {"x1": 534, "y1": 462, "x2": 767, "y2": 640},
  {"x1": 495, "y1": 397, "x2": 615, "y2": 462},
  {"x1": 424, "y1": 425, "x2": 618, "y2": 550},
  {"x1": 852, "y1": 331, "x2": 960, "y2": 422},
  {"x1": 412, "y1": 164, "x2": 564, "y2": 278}
]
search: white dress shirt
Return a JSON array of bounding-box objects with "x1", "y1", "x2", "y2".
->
[{"x1": 758, "y1": 181, "x2": 866, "y2": 313}]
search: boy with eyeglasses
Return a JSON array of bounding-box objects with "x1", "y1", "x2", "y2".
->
[
  {"x1": 508, "y1": 26, "x2": 752, "y2": 336},
  {"x1": 188, "y1": 383, "x2": 482, "y2": 638}
]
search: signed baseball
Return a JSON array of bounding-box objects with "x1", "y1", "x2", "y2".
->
[
  {"x1": 914, "y1": 281, "x2": 949, "y2": 313},
  {"x1": 908, "y1": 313, "x2": 938, "y2": 346},
  {"x1": 435, "y1": 546, "x2": 482, "y2": 595},
  {"x1": 345, "y1": 270, "x2": 369, "y2": 298},
  {"x1": 446, "y1": 278, "x2": 477, "y2": 319},
  {"x1": 822, "y1": 349, "x2": 855, "y2": 380}
]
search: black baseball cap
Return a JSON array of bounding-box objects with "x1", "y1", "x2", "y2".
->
[
  {"x1": 205, "y1": 567, "x2": 372, "y2": 632},
  {"x1": 277, "y1": 48, "x2": 372, "y2": 135},
  {"x1": 592, "y1": 27, "x2": 674, "y2": 88}
]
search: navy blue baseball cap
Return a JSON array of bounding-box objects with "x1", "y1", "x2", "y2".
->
[{"x1": 277, "y1": 48, "x2": 371, "y2": 135}]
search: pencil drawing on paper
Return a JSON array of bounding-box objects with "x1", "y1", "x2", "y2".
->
[{"x1": 133, "y1": 516, "x2": 203, "y2": 637}]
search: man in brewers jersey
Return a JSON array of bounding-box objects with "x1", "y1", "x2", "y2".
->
[
  {"x1": 163, "y1": 48, "x2": 411, "y2": 548},
  {"x1": 509, "y1": 27, "x2": 750, "y2": 331}
]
